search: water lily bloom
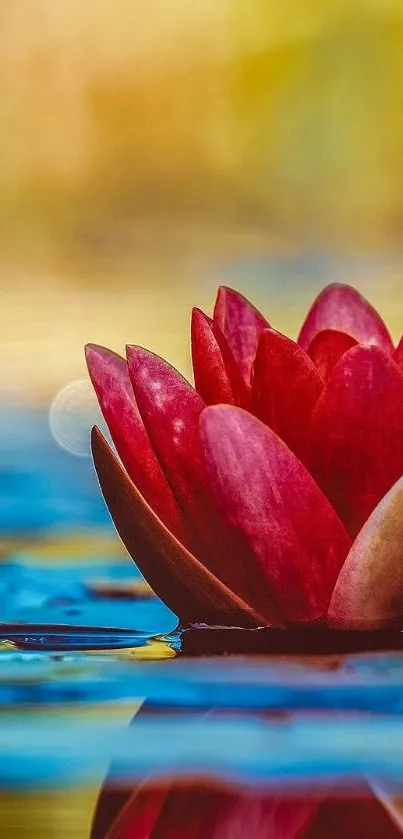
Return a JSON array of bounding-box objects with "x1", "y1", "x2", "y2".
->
[{"x1": 86, "y1": 282, "x2": 403, "y2": 631}]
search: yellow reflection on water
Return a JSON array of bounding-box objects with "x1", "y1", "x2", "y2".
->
[
  {"x1": 0, "y1": 702, "x2": 142, "y2": 839},
  {"x1": 87, "y1": 639, "x2": 176, "y2": 661},
  {"x1": 0, "y1": 786, "x2": 99, "y2": 839},
  {"x1": 0, "y1": 533, "x2": 126, "y2": 566}
]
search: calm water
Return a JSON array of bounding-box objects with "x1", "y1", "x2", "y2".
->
[{"x1": 2, "y1": 407, "x2": 403, "y2": 837}]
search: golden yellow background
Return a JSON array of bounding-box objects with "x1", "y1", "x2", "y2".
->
[{"x1": 1, "y1": 1, "x2": 403, "y2": 404}]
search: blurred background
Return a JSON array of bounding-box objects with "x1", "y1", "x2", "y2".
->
[{"x1": 2, "y1": 0, "x2": 403, "y2": 404}]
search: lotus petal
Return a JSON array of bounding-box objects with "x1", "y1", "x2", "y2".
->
[
  {"x1": 192, "y1": 308, "x2": 250, "y2": 409},
  {"x1": 85, "y1": 344, "x2": 185, "y2": 540},
  {"x1": 307, "y1": 329, "x2": 358, "y2": 381},
  {"x1": 191, "y1": 308, "x2": 236, "y2": 405},
  {"x1": 213, "y1": 286, "x2": 269, "y2": 382},
  {"x1": 306, "y1": 345, "x2": 403, "y2": 537},
  {"x1": 328, "y1": 476, "x2": 403, "y2": 629},
  {"x1": 200, "y1": 406, "x2": 351, "y2": 624},
  {"x1": 394, "y1": 334, "x2": 403, "y2": 370},
  {"x1": 252, "y1": 328, "x2": 323, "y2": 460},
  {"x1": 203, "y1": 310, "x2": 251, "y2": 406},
  {"x1": 298, "y1": 283, "x2": 394, "y2": 353},
  {"x1": 91, "y1": 428, "x2": 264, "y2": 628},
  {"x1": 126, "y1": 347, "x2": 281, "y2": 625}
]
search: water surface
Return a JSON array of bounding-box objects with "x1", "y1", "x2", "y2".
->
[{"x1": 2, "y1": 409, "x2": 403, "y2": 837}]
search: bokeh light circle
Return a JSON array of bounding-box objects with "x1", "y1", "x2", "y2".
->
[{"x1": 49, "y1": 379, "x2": 106, "y2": 457}]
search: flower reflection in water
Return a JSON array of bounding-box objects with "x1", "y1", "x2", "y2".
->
[
  {"x1": 93, "y1": 771, "x2": 402, "y2": 839},
  {"x1": 88, "y1": 699, "x2": 403, "y2": 839}
]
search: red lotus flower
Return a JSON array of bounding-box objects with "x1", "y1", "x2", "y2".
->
[
  {"x1": 93, "y1": 776, "x2": 403, "y2": 839},
  {"x1": 86, "y1": 282, "x2": 403, "y2": 631}
]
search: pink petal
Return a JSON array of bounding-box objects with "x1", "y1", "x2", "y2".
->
[
  {"x1": 200, "y1": 405, "x2": 351, "y2": 624},
  {"x1": 394, "y1": 334, "x2": 403, "y2": 370},
  {"x1": 91, "y1": 428, "x2": 264, "y2": 628},
  {"x1": 306, "y1": 345, "x2": 403, "y2": 538},
  {"x1": 106, "y1": 781, "x2": 317, "y2": 839},
  {"x1": 298, "y1": 283, "x2": 394, "y2": 353},
  {"x1": 211, "y1": 313, "x2": 253, "y2": 409},
  {"x1": 213, "y1": 286, "x2": 270, "y2": 382},
  {"x1": 307, "y1": 329, "x2": 358, "y2": 381},
  {"x1": 125, "y1": 348, "x2": 281, "y2": 625},
  {"x1": 252, "y1": 329, "x2": 323, "y2": 460},
  {"x1": 85, "y1": 344, "x2": 185, "y2": 541},
  {"x1": 191, "y1": 308, "x2": 235, "y2": 405},
  {"x1": 328, "y1": 476, "x2": 403, "y2": 629}
]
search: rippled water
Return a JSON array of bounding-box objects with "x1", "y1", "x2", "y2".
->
[{"x1": 2, "y1": 409, "x2": 403, "y2": 837}]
